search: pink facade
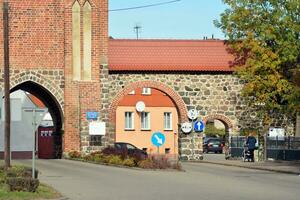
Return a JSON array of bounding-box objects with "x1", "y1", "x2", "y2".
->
[{"x1": 116, "y1": 88, "x2": 179, "y2": 155}]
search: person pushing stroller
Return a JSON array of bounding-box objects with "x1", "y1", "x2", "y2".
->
[{"x1": 245, "y1": 133, "x2": 257, "y2": 162}]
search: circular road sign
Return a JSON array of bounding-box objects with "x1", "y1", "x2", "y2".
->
[
  {"x1": 151, "y1": 132, "x2": 166, "y2": 147},
  {"x1": 181, "y1": 122, "x2": 192, "y2": 134},
  {"x1": 194, "y1": 120, "x2": 205, "y2": 132},
  {"x1": 188, "y1": 109, "x2": 198, "y2": 120}
]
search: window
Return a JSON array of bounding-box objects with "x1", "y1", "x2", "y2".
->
[
  {"x1": 125, "y1": 112, "x2": 134, "y2": 130},
  {"x1": 90, "y1": 135, "x2": 102, "y2": 146},
  {"x1": 126, "y1": 144, "x2": 136, "y2": 150},
  {"x1": 164, "y1": 112, "x2": 172, "y2": 130},
  {"x1": 141, "y1": 112, "x2": 150, "y2": 130},
  {"x1": 72, "y1": 1, "x2": 92, "y2": 81},
  {"x1": 83, "y1": 1, "x2": 92, "y2": 80},
  {"x1": 142, "y1": 88, "x2": 151, "y2": 95},
  {"x1": 165, "y1": 148, "x2": 170, "y2": 154},
  {"x1": 128, "y1": 90, "x2": 135, "y2": 95},
  {"x1": 72, "y1": 1, "x2": 81, "y2": 80}
]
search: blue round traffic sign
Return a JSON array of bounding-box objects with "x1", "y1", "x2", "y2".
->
[
  {"x1": 151, "y1": 132, "x2": 166, "y2": 147},
  {"x1": 194, "y1": 120, "x2": 205, "y2": 132}
]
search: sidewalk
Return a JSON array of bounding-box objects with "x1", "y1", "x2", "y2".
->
[{"x1": 194, "y1": 159, "x2": 300, "y2": 175}]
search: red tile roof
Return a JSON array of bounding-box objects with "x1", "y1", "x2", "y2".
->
[
  {"x1": 27, "y1": 94, "x2": 46, "y2": 108},
  {"x1": 108, "y1": 39, "x2": 234, "y2": 72}
]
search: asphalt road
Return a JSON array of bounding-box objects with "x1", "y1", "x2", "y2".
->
[{"x1": 13, "y1": 159, "x2": 300, "y2": 200}]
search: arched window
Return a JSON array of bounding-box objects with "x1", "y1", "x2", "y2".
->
[
  {"x1": 72, "y1": 1, "x2": 81, "y2": 80},
  {"x1": 72, "y1": 1, "x2": 92, "y2": 81},
  {"x1": 83, "y1": 1, "x2": 92, "y2": 80}
]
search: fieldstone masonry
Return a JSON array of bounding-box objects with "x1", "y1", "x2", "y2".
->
[
  {"x1": 100, "y1": 72, "x2": 295, "y2": 160},
  {"x1": 0, "y1": 0, "x2": 296, "y2": 160},
  {"x1": 0, "y1": 69, "x2": 64, "y2": 109}
]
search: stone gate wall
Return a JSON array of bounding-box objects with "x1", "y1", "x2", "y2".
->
[{"x1": 100, "y1": 72, "x2": 295, "y2": 160}]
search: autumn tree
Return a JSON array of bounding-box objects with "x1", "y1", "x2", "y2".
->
[{"x1": 216, "y1": 0, "x2": 300, "y2": 121}]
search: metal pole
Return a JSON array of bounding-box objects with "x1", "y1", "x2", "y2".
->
[
  {"x1": 3, "y1": 1, "x2": 11, "y2": 170},
  {"x1": 32, "y1": 109, "x2": 36, "y2": 179},
  {"x1": 191, "y1": 119, "x2": 194, "y2": 160}
]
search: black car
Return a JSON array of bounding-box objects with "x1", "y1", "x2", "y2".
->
[
  {"x1": 114, "y1": 142, "x2": 148, "y2": 159},
  {"x1": 203, "y1": 138, "x2": 223, "y2": 153}
]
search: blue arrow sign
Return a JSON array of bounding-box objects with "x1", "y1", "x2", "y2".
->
[
  {"x1": 151, "y1": 132, "x2": 166, "y2": 147},
  {"x1": 194, "y1": 120, "x2": 205, "y2": 132}
]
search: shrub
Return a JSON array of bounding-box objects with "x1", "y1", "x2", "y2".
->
[
  {"x1": 6, "y1": 166, "x2": 38, "y2": 179},
  {"x1": 82, "y1": 154, "x2": 94, "y2": 162},
  {"x1": 138, "y1": 159, "x2": 155, "y2": 169},
  {"x1": 93, "y1": 154, "x2": 105, "y2": 163},
  {"x1": 90, "y1": 151, "x2": 102, "y2": 157},
  {"x1": 6, "y1": 177, "x2": 39, "y2": 192},
  {"x1": 68, "y1": 151, "x2": 82, "y2": 159},
  {"x1": 108, "y1": 155, "x2": 123, "y2": 165},
  {"x1": 151, "y1": 155, "x2": 171, "y2": 169},
  {"x1": 122, "y1": 158, "x2": 136, "y2": 167},
  {"x1": 101, "y1": 146, "x2": 128, "y2": 159}
]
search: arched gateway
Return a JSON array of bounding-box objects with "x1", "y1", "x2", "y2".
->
[{"x1": 1, "y1": 0, "x2": 295, "y2": 161}]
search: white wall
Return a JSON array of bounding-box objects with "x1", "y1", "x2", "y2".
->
[{"x1": 0, "y1": 91, "x2": 47, "y2": 152}]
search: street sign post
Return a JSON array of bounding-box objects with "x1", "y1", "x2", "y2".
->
[
  {"x1": 151, "y1": 132, "x2": 165, "y2": 154},
  {"x1": 23, "y1": 108, "x2": 48, "y2": 179}
]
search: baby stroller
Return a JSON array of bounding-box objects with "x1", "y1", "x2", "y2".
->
[{"x1": 242, "y1": 144, "x2": 252, "y2": 162}]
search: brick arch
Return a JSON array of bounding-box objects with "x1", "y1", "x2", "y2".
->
[
  {"x1": 109, "y1": 80, "x2": 188, "y2": 123},
  {"x1": 10, "y1": 71, "x2": 64, "y2": 112},
  {"x1": 202, "y1": 114, "x2": 233, "y2": 129}
]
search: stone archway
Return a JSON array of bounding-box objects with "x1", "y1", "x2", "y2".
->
[
  {"x1": 108, "y1": 80, "x2": 188, "y2": 156},
  {"x1": 203, "y1": 114, "x2": 233, "y2": 129},
  {"x1": 109, "y1": 80, "x2": 188, "y2": 124},
  {"x1": 9, "y1": 73, "x2": 64, "y2": 158},
  {"x1": 9, "y1": 71, "x2": 64, "y2": 110}
]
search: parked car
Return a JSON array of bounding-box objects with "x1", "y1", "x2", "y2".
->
[
  {"x1": 203, "y1": 138, "x2": 223, "y2": 153},
  {"x1": 114, "y1": 142, "x2": 148, "y2": 159}
]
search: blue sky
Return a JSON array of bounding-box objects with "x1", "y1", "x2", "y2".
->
[{"x1": 109, "y1": 0, "x2": 227, "y2": 39}]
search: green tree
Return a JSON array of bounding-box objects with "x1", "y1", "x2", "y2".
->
[{"x1": 215, "y1": 0, "x2": 300, "y2": 121}]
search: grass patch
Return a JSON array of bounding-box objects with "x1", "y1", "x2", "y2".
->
[{"x1": 0, "y1": 166, "x2": 61, "y2": 200}]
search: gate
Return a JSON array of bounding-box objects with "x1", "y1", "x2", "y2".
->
[{"x1": 38, "y1": 126, "x2": 55, "y2": 159}]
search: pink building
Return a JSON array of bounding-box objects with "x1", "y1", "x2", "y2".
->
[{"x1": 116, "y1": 88, "x2": 178, "y2": 155}]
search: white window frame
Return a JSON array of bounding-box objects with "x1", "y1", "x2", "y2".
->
[
  {"x1": 164, "y1": 112, "x2": 172, "y2": 130},
  {"x1": 141, "y1": 112, "x2": 151, "y2": 130},
  {"x1": 128, "y1": 90, "x2": 135, "y2": 95},
  {"x1": 125, "y1": 112, "x2": 134, "y2": 130},
  {"x1": 142, "y1": 88, "x2": 151, "y2": 95}
]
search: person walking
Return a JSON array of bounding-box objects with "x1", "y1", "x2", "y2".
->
[{"x1": 246, "y1": 132, "x2": 257, "y2": 162}]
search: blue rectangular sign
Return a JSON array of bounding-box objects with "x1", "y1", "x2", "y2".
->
[{"x1": 86, "y1": 111, "x2": 99, "y2": 120}]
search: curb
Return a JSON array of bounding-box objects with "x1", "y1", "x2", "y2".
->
[
  {"x1": 185, "y1": 160, "x2": 300, "y2": 175},
  {"x1": 64, "y1": 158, "x2": 185, "y2": 172}
]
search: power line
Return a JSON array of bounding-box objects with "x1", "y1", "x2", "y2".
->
[{"x1": 109, "y1": 0, "x2": 182, "y2": 12}]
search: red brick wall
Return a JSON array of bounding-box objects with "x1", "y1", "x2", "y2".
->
[
  {"x1": 0, "y1": 0, "x2": 65, "y2": 70},
  {"x1": 64, "y1": 0, "x2": 108, "y2": 151},
  {"x1": 0, "y1": 0, "x2": 108, "y2": 152}
]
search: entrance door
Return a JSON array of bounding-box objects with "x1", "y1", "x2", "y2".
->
[{"x1": 38, "y1": 127, "x2": 54, "y2": 159}]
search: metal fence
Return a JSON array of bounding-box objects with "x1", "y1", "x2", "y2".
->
[
  {"x1": 229, "y1": 136, "x2": 247, "y2": 158},
  {"x1": 266, "y1": 136, "x2": 300, "y2": 161},
  {"x1": 229, "y1": 136, "x2": 300, "y2": 161}
]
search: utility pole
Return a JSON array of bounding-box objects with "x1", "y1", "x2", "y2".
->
[
  {"x1": 3, "y1": 1, "x2": 11, "y2": 169},
  {"x1": 134, "y1": 24, "x2": 142, "y2": 39}
]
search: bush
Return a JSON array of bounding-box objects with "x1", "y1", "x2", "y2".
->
[
  {"x1": 6, "y1": 177, "x2": 39, "y2": 192},
  {"x1": 6, "y1": 166, "x2": 38, "y2": 179},
  {"x1": 102, "y1": 147, "x2": 128, "y2": 159},
  {"x1": 93, "y1": 154, "x2": 105, "y2": 163},
  {"x1": 108, "y1": 155, "x2": 123, "y2": 165},
  {"x1": 82, "y1": 154, "x2": 94, "y2": 162},
  {"x1": 151, "y1": 155, "x2": 171, "y2": 169},
  {"x1": 68, "y1": 151, "x2": 82, "y2": 159},
  {"x1": 122, "y1": 158, "x2": 136, "y2": 167},
  {"x1": 138, "y1": 159, "x2": 155, "y2": 169}
]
